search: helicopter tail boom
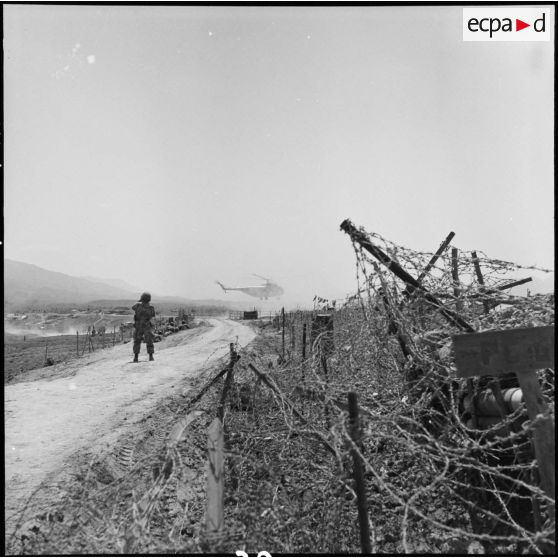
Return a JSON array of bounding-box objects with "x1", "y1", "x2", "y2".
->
[{"x1": 216, "y1": 281, "x2": 229, "y2": 292}]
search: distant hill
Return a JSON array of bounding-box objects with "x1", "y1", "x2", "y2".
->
[
  {"x1": 4, "y1": 259, "x2": 138, "y2": 311},
  {"x1": 4, "y1": 259, "x2": 253, "y2": 313}
]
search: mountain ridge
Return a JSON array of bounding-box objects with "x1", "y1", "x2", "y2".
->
[
  {"x1": 4, "y1": 259, "x2": 254, "y2": 312},
  {"x1": 4, "y1": 259, "x2": 138, "y2": 310}
]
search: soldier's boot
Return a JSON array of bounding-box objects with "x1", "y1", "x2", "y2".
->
[
  {"x1": 149, "y1": 353, "x2": 154, "y2": 361},
  {"x1": 133, "y1": 354, "x2": 139, "y2": 363}
]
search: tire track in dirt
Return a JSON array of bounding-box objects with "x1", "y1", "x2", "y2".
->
[{"x1": 4, "y1": 318, "x2": 255, "y2": 532}]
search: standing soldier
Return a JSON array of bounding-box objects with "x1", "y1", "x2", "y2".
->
[{"x1": 132, "y1": 292, "x2": 156, "y2": 362}]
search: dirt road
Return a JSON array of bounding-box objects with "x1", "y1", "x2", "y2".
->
[{"x1": 4, "y1": 318, "x2": 255, "y2": 531}]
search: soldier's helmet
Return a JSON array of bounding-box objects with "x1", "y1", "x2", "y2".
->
[{"x1": 139, "y1": 292, "x2": 151, "y2": 303}]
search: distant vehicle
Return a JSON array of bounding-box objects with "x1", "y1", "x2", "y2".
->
[{"x1": 216, "y1": 275, "x2": 284, "y2": 300}]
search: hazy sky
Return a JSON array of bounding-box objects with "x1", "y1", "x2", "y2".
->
[{"x1": 4, "y1": 5, "x2": 554, "y2": 308}]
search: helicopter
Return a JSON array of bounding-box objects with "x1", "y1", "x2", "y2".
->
[{"x1": 216, "y1": 275, "x2": 284, "y2": 300}]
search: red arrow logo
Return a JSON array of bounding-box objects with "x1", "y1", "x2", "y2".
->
[{"x1": 516, "y1": 19, "x2": 530, "y2": 31}]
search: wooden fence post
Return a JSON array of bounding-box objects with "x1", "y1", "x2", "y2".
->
[
  {"x1": 471, "y1": 251, "x2": 490, "y2": 314},
  {"x1": 347, "y1": 392, "x2": 371, "y2": 555},
  {"x1": 488, "y1": 377, "x2": 544, "y2": 532},
  {"x1": 496, "y1": 277, "x2": 533, "y2": 291},
  {"x1": 403, "y1": 231, "x2": 455, "y2": 297},
  {"x1": 515, "y1": 370, "x2": 555, "y2": 502},
  {"x1": 321, "y1": 356, "x2": 331, "y2": 429},
  {"x1": 217, "y1": 343, "x2": 238, "y2": 422},
  {"x1": 416, "y1": 231, "x2": 455, "y2": 285},
  {"x1": 76, "y1": 331, "x2": 79, "y2": 356},
  {"x1": 281, "y1": 307, "x2": 285, "y2": 361},
  {"x1": 453, "y1": 326, "x2": 556, "y2": 540},
  {"x1": 467, "y1": 380, "x2": 478, "y2": 429},
  {"x1": 302, "y1": 323, "x2": 307, "y2": 360},
  {"x1": 206, "y1": 417, "x2": 224, "y2": 538},
  {"x1": 451, "y1": 247, "x2": 463, "y2": 312}
]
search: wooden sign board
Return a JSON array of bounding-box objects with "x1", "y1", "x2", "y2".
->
[{"x1": 452, "y1": 326, "x2": 554, "y2": 378}]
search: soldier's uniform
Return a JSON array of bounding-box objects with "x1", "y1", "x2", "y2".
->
[{"x1": 132, "y1": 292, "x2": 156, "y2": 362}]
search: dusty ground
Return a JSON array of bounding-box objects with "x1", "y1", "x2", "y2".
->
[{"x1": 4, "y1": 318, "x2": 255, "y2": 545}]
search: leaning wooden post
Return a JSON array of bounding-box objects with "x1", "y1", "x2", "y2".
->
[
  {"x1": 347, "y1": 392, "x2": 371, "y2": 555},
  {"x1": 340, "y1": 219, "x2": 474, "y2": 332},
  {"x1": 453, "y1": 326, "x2": 555, "y2": 530},
  {"x1": 206, "y1": 417, "x2": 224, "y2": 541},
  {"x1": 451, "y1": 248, "x2": 463, "y2": 312},
  {"x1": 403, "y1": 231, "x2": 455, "y2": 297},
  {"x1": 497, "y1": 277, "x2": 533, "y2": 291},
  {"x1": 416, "y1": 231, "x2": 455, "y2": 285},
  {"x1": 471, "y1": 251, "x2": 490, "y2": 314},
  {"x1": 217, "y1": 343, "x2": 238, "y2": 422}
]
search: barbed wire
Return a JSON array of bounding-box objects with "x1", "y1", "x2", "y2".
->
[
  {"x1": 240, "y1": 227, "x2": 555, "y2": 553},
  {"x1": 7, "y1": 225, "x2": 554, "y2": 554}
]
